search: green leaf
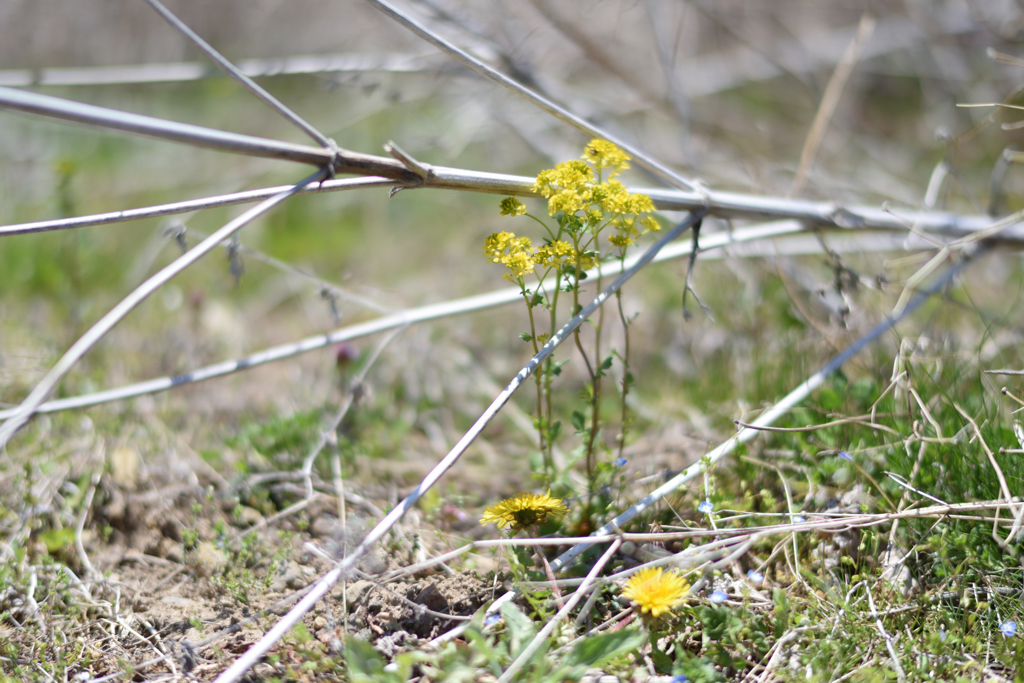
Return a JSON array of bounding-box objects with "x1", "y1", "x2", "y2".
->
[
  {"x1": 571, "y1": 411, "x2": 587, "y2": 432},
  {"x1": 39, "y1": 527, "x2": 75, "y2": 554},
  {"x1": 520, "y1": 332, "x2": 533, "y2": 342},
  {"x1": 549, "y1": 421, "x2": 562, "y2": 441},
  {"x1": 773, "y1": 587, "x2": 790, "y2": 639},
  {"x1": 600, "y1": 355, "x2": 614, "y2": 370},
  {"x1": 500, "y1": 603, "x2": 538, "y2": 658},
  {"x1": 344, "y1": 637, "x2": 389, "y2": 682},
  {"x1": 566, "y1": 629, "x2": 645, "y2": 667}
]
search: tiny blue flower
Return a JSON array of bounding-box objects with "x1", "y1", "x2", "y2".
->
[
  {"x1": 938, "y1": 626, "x2": 946, "y2": 642},
  {"x1": 1001, "y1": 621, "x2": 1017, "y2": 637},
  {"x1": 485, "y1": 614, "x2": 502, "y2": 627},
  {"x1": 838, "y1": 451, "x2": 853, "y2": 461},
  {"x1": 747, "y1": 570, "x2": 764, "y2": 584},
  {"x1": 671, "y1": 676, "x2": 690, "y2": 683},
  {"x1": 709, "y1": 590, "x2": 728, "y2": 604},
  {"x1": 614, "y1": 457, "x2": 628, "y2": 467},
  {"x1": 698, "y1": 500, "x2": 714, "y2": 514},
  {"x1": 792, "y1": 515, "x2": 806, "y2": 524}
]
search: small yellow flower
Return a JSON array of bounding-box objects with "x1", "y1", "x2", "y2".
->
[
  {"x1": 624, "y1": 193, "x2": 654, "y2": 215},
  {"x1": 639, "y1": 215, "x2": 661, "y2": 232},
  {"x1": 548, "y1": 189, "x2": 586, "y2": 216},
  {"x1": 483, "y1": 231, "x2": 536, "y2": 282},
  {"x1": 608, "y1": 233, "x2": 632, "y2": 248},
  {"x1": 621, "y1": 567, "x2": 690, "y2": 618},
  {"x1": 575, "y1": 251, "x2": 597, "y2": 272},
  {"x1": 500, "y1": 197, "x2": 527, "y2": 216},
  {"x1": 534, "y1": 240, "x2": 574, "y2": 268},
  {"x1": 582, "y1": 139, "x2": 631, "y2": 177},
  {"x1": 502, "y1": 250, "x2": 535, "y2": 282},
  {"x1": 480, "y1": 490, "x2": 568, "y2": 535}
]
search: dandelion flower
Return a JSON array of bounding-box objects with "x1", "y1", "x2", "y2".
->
[
  {"x1": 621, "y1": 567, "x2": 690, "y2": 618},
  {"x1": 480, "y1": 490, "x2": 568, "y2": 535}
]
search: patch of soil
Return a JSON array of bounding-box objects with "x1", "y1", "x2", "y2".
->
[{"x1": 46, "y1": 475, "x2": 498, "y2": 680}]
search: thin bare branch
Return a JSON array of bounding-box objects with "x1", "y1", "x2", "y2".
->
[
  {"x1": 365, "y1": 0, "x2": 706, "y2": 197},
  {"x1": 0, "y1": 219, "x2": 803, "y2": 421},
  {"x1": 0, "y1": 169, "x2": 328, "y2": 449},
  {"x1": 141, "y1": 0, "x2": 333, "y2": 149}
]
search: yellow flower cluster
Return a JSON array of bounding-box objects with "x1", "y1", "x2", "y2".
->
[
  {"x1": 621, "y1": 567, "x2": 690, "y2": 618},
  {"x1": 486, "y1": 139, "x2": 660, "y2": 278},
  {"x1": 483, "y1": 231, "x2": 593, "y2": 282},
  {"x1": 500, "y1": 197, "x2": 527, "y2": 216},
  {"x1": 479, "y1": 490, "x2": 568, "y2": 535},
  {"x1": 483, "y1": 231, "x2": 536, "y2": 282},
  {"x1": 530, "y1": 141, "x2": 654, "y2": 221},
  {"x1": 582, "y1": 138, "x2": 631, "y2": 177}
]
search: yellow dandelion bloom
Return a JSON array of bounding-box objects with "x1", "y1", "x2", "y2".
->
[
  {"x1": 621, "y1": 567, "x2": 690, "y2": 618},
  {"x1": 480, "y1": 490, "x2": 568, "y2": 535},
  {"x1": 500, "y1": 197, "x2": 527, "y2": 216},
  {"x1": 582, "y1": 139, "x2": 631, "y2": 176}
]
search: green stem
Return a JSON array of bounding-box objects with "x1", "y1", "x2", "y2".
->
[
  {"x1": 615, "y1": 286, "x2": 630, "y2": 459},
  {"x1": 522, "y1": 289, "x2": 550, "y2": 478}
]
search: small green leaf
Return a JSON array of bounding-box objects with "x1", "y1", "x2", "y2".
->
[
  {"x1": 567, "y1": 629, "x2": 645, "y2": 667},
  {"x1": 549, "y1": 421, "x2": 562, "y2": 441},
  {"x1": 600, "y1": 355, "x2": 614, "y2": 370},
  {"x1": 500, "y1": 602, "x2": 538, "y2": 658},
  {"x1": 519, "y1": 332, "x2": 533, "y2": 342},
  {"x1": 571, "y1": 411, "x2": 587, "y2": 432},
  {"x1": 773, "y1": 586, "x2": 790, "y2": 639},
  {"x1": 39, "y1": 528, "x2": 75, "y2": 554},
  {"x1": 344, "y1": 637, "x2": 388, "y2": 682}
]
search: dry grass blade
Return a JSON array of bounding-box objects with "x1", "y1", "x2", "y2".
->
[{"x1": 790, "y1": 13, "x2": 876, "y2": 196}]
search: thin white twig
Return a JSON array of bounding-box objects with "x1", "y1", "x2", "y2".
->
[
  {"x1": 497, "y1": 539, "x2": 622, "y2": 683},
  {"x1": 862, "y1": 581, "x2": 907, "y2": 682},
  {"x1": 140, "y1": 0, "x2": 333, "y2": 149},
  {"x1": 0, "y1": 169, "x2": 327, "y2": 449},
  {"x1": 0, "y1": 218, "x2": 798, "y2": 421},
  {"x1": 4, "y1": 162, "x2": 1020, "y2": 240},
  {"x1": 0, "y1": 53, "x2": 444, "y2": 88},
  {"x1": 365, "y1": 0, "x2": 706, "y2": 198},
  {"x1": 0, "y1": 86, "x2": 419, "y2": 181}
]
